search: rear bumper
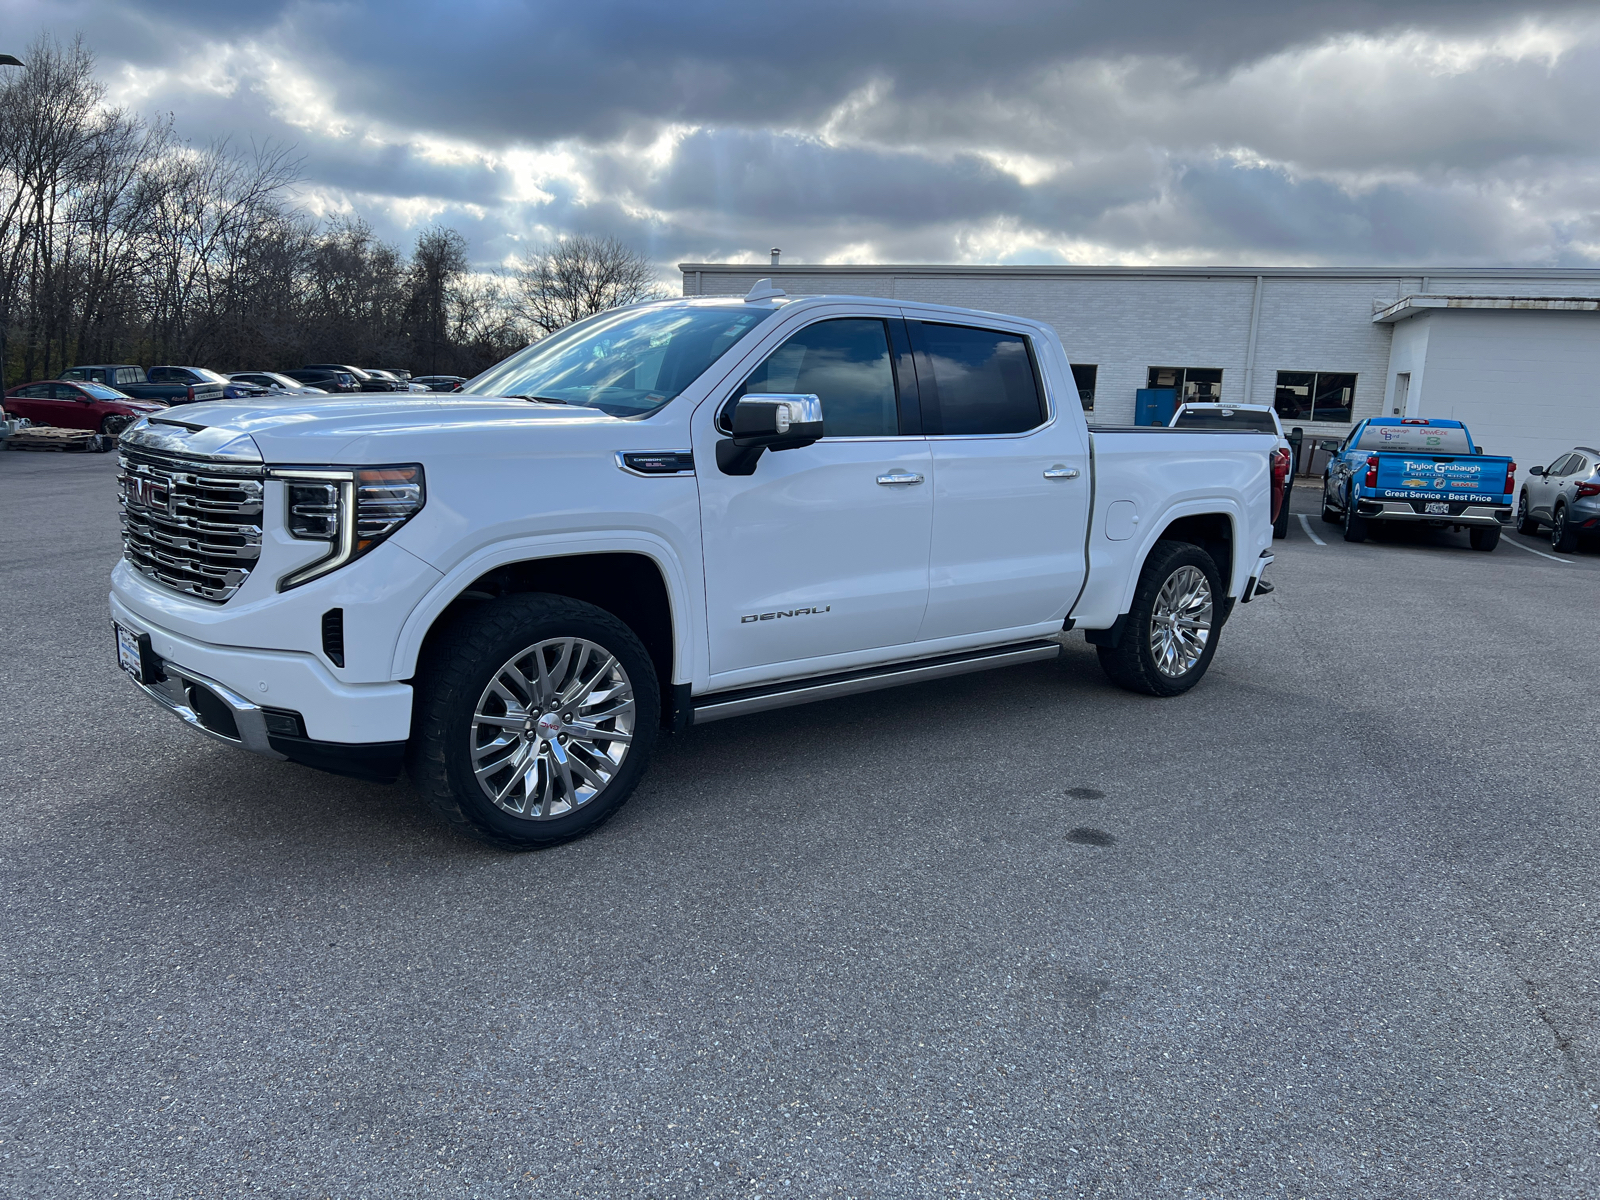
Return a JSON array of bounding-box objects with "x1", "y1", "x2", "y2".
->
[{"x1": 1357, "y1": 500, "x2": 1510, "y2": 527}]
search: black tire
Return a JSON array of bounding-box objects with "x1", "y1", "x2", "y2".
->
[
  {"x1": 99, "y1": 414, "x2": 134, "y2": 436},
  {"x1": 1516, "y1": 491, "x2": 1540, "y2": 536},
  {"x1": 1096, "y1": 540, "x2": 1224, "y2": 698},
  {"x1": 1551, "y1": 505, "x2": 1579, "y2": 553},
  {"x1": 1342, "y1": 487, "x2": 1368, "y2": 543},
  {"x1": 1469, "y1": 525, "x2": 1501, "y2": 552},
  {"x1": 1321, "y1": 478, "x2": 1341, "y2": 524},
  {"x1": 409, "y1": 593, "x2": 659, "y2": 850}
]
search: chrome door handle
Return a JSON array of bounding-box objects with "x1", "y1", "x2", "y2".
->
[
  {"x1": 876, "y1": 471, "x2": 924, "y2": 485},
  {"x1": 1043, "y1": 465, "x2": 1080, "y2": 479}
]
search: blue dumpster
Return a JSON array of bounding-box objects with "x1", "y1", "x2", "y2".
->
[{"x1": 1135, "y1": 387, "x2": 1177, "y2": 426}]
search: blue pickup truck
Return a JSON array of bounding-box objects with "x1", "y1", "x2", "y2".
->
[{"x1": 1319, "y1": 417, "x2": 1515, "y2": 551}]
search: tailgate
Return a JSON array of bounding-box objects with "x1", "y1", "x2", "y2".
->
[{"x1": 1373, "y1": 453, "x2": 1512, "y2": 503}]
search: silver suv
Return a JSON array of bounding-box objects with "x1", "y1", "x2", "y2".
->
[{"x1": 1517, "y1": 446, "x2": 1600, "y2": 551}]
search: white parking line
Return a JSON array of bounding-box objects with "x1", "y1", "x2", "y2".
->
[
  {"x1": 1297, "y1": 514, "x2": 1327, "y2": 546},
  {"x1": 1500, "y1": 536, "x2": 1574, "y2": 564}
]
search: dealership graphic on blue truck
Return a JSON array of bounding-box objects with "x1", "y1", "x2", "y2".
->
[{"x1": 1320, "y1": 417, "x2": 1515, "y2": 551}]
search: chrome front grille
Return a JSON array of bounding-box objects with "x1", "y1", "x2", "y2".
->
[{"x1": 118, "y1": 446, "x2": 265, "y2": 602}]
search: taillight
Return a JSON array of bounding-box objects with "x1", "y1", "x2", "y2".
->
[
  {"x1": 1504, "y1": 461, "x2": 1517, "y2": 496},
  {"x1": 1577, "y1": 481, "x2": 1600, "y2": 499},
  {"x1": 186, "y1": 385, "x2": 195, "y2": 402},
  {"x1": 1365, "y1": 456, "x2": 1378, "y2": 488}
]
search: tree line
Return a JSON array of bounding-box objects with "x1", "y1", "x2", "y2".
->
[{"x1": 0, "y1": 35, "x2": 663, "y2": 388}]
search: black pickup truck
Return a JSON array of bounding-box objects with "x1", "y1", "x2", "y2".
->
[{"x1": 61, "y1": 364, "x2": 229, "y2": 405}]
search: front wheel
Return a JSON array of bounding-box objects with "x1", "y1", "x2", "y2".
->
[
  {"x1": 1516, "y1": 492, "x2": 1540, "y2": 535},
  {"x1": 1321, "y1": 477, "x2": 1341, "y2": 524},
  {"x1": 410, "y1": 593, "x2": 659, "y2": 850},
  {"x1": 1469, "y1": 525, "x2": 1501, "y2": 552},
  {"x1": 1096, "y1": 540, "x2": 1223, "y2": 697}
]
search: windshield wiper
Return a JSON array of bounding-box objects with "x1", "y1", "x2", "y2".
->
[{"x1": 506, "y1": 394, "x2": 570, "y2": 405}]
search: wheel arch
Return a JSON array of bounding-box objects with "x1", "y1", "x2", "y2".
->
[{"x1": 393, "y1": 538, "x2": 696, "y2": 698}]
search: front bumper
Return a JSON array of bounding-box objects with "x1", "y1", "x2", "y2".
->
[
  {"x1": 111, "y1": 594, "x2": 412, "y2": 779},
  {"x1": 1356, "y1": 500, "x2": 1510, "y2": 527}
]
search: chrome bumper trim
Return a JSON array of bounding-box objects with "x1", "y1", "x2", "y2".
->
[
  {"x1": 1362, "y1": 502, "x2": 1510, "y2": 526},
  {"x1": 1240, "y1": 550, "x2": 1274, "y2": 604},
  {"x1": 129, "y1": 658, "x2": 286, "y2": 760}
]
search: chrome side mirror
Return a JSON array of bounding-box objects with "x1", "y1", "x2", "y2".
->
[{"x1": 717, "y1": 393, "x2": 824, "y2": 476}]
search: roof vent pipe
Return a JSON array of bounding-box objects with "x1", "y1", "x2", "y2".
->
[{"x1": 771, "y1": 247, "x2": 781, "y2": 266}]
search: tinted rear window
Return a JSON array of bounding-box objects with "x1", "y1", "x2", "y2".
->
[
  {"x1": 915, "y1": 323, "x2": 1044, "y2": 436},
  {"x1": 1355, "y1": 422, "x2": 1472, "y2": 454},
  {"x1": 1174, "y1": 408, "x2": 1277, "y2": 433}
]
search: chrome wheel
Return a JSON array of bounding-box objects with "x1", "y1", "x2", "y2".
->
[
  {"x1": 1148, "y1": 564, "x2": 1213, "y2": 678},
  {"x1": 469, "y1": 637, "x2": 635, "y2": 821}
]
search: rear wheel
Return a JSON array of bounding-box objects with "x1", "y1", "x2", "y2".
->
[
  {"x1": 1515, "y1": 491, "x2": 1540, "y2": 535},
  {"x1": 409, "y1": 594, "x2": 659, "y2": 850},
  {"x1": 1096, "y1": 540, "x2": 1223, "y2": 698},
  {"x1": 1342, "y1": 487, "x2": 1368, "y2": 543},
  {"x1": 1469, "y1": 525, "x2": 1501, "y2": 552},
  {"x1": 1272, "y1": 478, "x2": 1292, "y2": 539},
  {"x1": 1552, "y1": 505, "x2": 1579, "y2": 553}
]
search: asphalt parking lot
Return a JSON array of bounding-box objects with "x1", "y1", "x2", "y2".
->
[{"x1": 3, "y1": 451, "x2": 1599, "y2": 1199}]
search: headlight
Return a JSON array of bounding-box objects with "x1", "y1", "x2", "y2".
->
[{"x1": 270, "y1": 464, "x2": 425, "y2": 590}]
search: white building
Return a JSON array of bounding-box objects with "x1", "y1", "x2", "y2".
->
[{"x1": 679, "y1": 263, "x2": 1600, "y2": 476}]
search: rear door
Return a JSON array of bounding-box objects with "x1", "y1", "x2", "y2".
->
[
  {"x1": 4, "y1": 384, "x2": 56, "y2": 424},
  {"x1": 910, "y1": 319, "x2": 1090, "y2": 641},
  {"x1": 695, "y1": 313, "x2": 934, "y2": 682}
]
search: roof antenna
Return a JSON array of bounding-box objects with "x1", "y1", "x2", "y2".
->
[
  {"x1": 771, "y1": 247, "x2": 781, "y2": 266},
  {"x1": 744, "y1": 278, "x2": 786, "y2": 303}
]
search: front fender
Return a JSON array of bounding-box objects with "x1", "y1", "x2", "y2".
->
[{"x1": 388, "y1": 532, "x2": 702, "y2": 685}]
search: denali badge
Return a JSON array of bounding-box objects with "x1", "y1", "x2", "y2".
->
[{"x1": 741, "y1": 605, "x2": 831, "y2": 623}]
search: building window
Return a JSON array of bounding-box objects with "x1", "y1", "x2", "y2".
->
[
  {"x1": 1070, "y1": 364, "x2": 1097, "y2": 412},
  {"x1": 1274, "y1": 371, "x2": 1356, "y2": 423},
  {"x1": 1147, "y1": 366, "x2": 1222, "y2": 402}
]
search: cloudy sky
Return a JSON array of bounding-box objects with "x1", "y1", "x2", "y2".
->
[{"x1": 11, "y1": 0, "x2": 1600, "y2": 278}]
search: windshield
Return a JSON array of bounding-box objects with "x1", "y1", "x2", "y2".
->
[
  {"x1": 1356, "y1": 421, "x2": 1473, "y2": 454},
  {"x1": 1174, "y1": 408, "x2": 1278, "y2": 433},
  {"x1": 466, "y1": 302, "x2": 778, "y2": 418},
  {"x1": 80, "y1": 382, "x2": 132, "y2": 400}
]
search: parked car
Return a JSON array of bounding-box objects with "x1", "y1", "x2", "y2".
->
[
  {"x1": 61, "y1": 364, "x2": 226, "y2": 406},
  {"x1": 303, "y1": 364, "x2": 397, "y2": 392},
  {"x1": 5, "y1": 379, "x2": 166, "y2": 434},
  {"x1": 281, "y1": 368, "x2": 359, "y2": 394},
  {"x1": 1319, "y1": 417, "x2": 1514, "y2": 550},
  {"x1": 1516, "y1": 446, "x2": 1600, "y2": 551},
  {"x1": 412, "y1": 375, "x2": 467, "y2": 392},
  {"x1": 229, "y1": 371, "x2": 329, "y2": 397},
  {"x1": 1171, "y1": 402, "x2": 1294, "y2": 539},
  {"x1": 109, "y1": 287, "x2": 1278, "y2": 849},
  {"x1": 360, "y1": 368, "x2": 429, "y2": 393}
]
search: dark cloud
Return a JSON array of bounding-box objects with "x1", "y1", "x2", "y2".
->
[{"x1": 8, "y1": 0, "x2": 1600, "y2": 272}]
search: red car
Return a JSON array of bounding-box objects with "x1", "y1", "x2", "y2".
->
[{"x1": 3, "y1": 379, "x2": 167, "y2": 433}]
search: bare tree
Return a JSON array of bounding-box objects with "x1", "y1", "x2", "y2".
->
[
  {"x1": 513, "y1": 235, "x2": 663, "y2": 337},
  {"x1": 406, "y1": 226, "x2": 468, "y2": 373}
]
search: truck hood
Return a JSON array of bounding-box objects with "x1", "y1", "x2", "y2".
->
[{"x1": 125, "y1": 395, "x2": 621, "y2": 464}]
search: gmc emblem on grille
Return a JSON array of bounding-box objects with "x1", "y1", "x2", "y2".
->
[{"x1": 126, "y1": 474, "x2": 171, "y2": 513}]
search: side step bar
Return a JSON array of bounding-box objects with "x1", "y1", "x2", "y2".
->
[{"x1": 691, "y1": 639, "x2": 1062, "y2": 726}]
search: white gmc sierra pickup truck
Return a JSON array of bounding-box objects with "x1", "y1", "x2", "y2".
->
[{"x1": 110, "y1": 284, "x2": 1276, "y2": 849}]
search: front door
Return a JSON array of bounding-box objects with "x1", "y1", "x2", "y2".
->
[
  {"x1": 696, "y1": 316, "x2": 932, "y2": 682},
  {"x1": 909, "y1": 320, "x2": 1091, "y2": 640}
]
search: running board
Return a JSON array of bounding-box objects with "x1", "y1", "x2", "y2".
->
[{"x1": 690, "y1": 640, "x2": 1062, "y2": 726}]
